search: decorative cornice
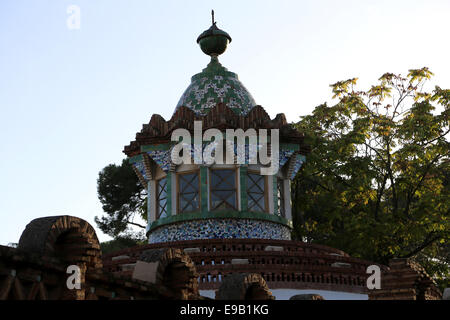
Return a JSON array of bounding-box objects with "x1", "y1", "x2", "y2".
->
[
  {"x1": 142, "y1": 153, "x2": 153, "y2": 181},
  {"x1": 124, "y1": 103, "x2": 310, "y2": 157},
  {"x1": 132, "y1": 164, "x2": 148, "y2": 189}
]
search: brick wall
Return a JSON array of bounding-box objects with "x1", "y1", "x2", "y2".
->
[{"x1": 368, "y1": 258, "x2": 442, "y2": 300}]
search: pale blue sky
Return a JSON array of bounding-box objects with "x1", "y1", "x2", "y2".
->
[{"x1": 1, "y1": 0, "x2": 449, "y2": 245}]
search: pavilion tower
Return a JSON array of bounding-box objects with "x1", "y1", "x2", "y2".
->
[{"x1": 124, "y1": 13, "x2": 309, "y2": 244}]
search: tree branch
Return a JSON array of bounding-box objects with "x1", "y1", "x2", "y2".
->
[
  {"x1": 126, "y1": 221, "x2": 146, "y2": 229},
  {"x1": 400, "y1": 233, "x2": 442, "y2": 258}
]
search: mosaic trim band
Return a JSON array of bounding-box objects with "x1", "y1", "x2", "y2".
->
[
  {"x1": 131, "y1": 144, "x2": 305, "y2": 178},
  {"x1": 148, "y1": 218, "x2": 292, "y2": 243}
]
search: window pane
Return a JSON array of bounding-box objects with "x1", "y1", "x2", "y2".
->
[
  {"x1": 179, "y1": 172, "x2": 200, "y2": 213},
  {"x1": 158, "y1": 178, "x2": 167, "y2": 198},
  {"x1": 210, "y1": 169, "x2": 236, "y2": 210},
  {"x1": 180, "y1": 192, "x2": 199, "y2": 212},
  {"x1": 180, "y1": 173, "x2": 197, "y2": 193},
  {"x1": 157, "y1": 177, "x2": 168, "y2": 219},
  {"x1": 247, "y1": 173, "x2": 266, "y2": 212},
  {"x1": 159, "y1": 199, "x2": 167, "y2": 214}
]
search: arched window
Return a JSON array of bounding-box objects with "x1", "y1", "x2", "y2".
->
[
  {"x1": 247, "y1": 172, "x2": 267, "y2": 212},
  {"x1": 178, "y1": 171, "x2": 200, "y2": 213}
]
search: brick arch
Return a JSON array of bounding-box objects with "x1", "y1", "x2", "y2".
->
[
  {"x1": 216, "y1": 273, "x2": 274, "y2": 300},
  {"x1": 18, "y1": 216, "x2": 102, "y2": 270},
  {"x1": 138, "y1": 248, "x2": 199, "y2": 299}
]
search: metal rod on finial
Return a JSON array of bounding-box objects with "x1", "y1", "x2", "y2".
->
[{"x1": 211, "y1": 10, "x2": 215, "y2": 25}]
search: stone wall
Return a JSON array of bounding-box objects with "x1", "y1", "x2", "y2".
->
[
  {"x1": 0, "y1": 216, "x2": 201, "y2": 300},
  {"x1": 103, "y1": 238, "x2": 385, "y2": 294}
]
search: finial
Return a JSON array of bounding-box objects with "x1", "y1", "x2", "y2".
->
[{"x1": 197, "y1": 11, "x2": 232, "y2": 57}]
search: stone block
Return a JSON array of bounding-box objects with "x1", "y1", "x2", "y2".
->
[
  {"x1": 132, "y1": 261, "x2": 159, "y2": 284},
  {"x1": 112, "y1": 255, "x2": 130, "y2": 261},
  {"x1": 328, "y1": 253, "x2": 344, "y2": 257},
  {"x1": 264, "y1": 246, "x2": 283, "y2": 252},
  {"x1": 443, "y1": 288, "x2": 450, "y2": 300},
  {"x1": 331, "y1": 262, "x2": 351, "y2": 268},
  {"x1": 231, "y1": 259, "x2": 249, "y2": 265},
  {"x1": 121, "y1": 263, "x2": 136, "y2": 272}
]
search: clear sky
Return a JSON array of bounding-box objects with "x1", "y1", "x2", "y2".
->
[{"x1": 1, "y1": 0, "x2": 449, "y2": 245}]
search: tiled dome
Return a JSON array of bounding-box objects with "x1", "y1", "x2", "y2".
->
[
  {"x1": 174, "y1": 15, "x2": 256, "y2": 117},
  {"x1": 174, "y1": 57, "x2": 256, "y2": 116}
]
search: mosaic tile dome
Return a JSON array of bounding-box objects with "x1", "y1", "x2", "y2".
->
[{"x1": 174, "y1": 57, "x2": 257, "y2": 116}]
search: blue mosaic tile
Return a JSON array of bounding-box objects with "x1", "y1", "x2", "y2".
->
[
  {"x1": 171, "y1": 142, "x2": 219, "y2": 164},
  {"x1": 132, "y1": 162, "x2": 148, "y2": 180},
  {"x1": 147, "y1": 150, "x2": 171, "y2": 172},
  {"x1": 148, "y1": 218, "x2": 291, "y2": 243},
  {"x1": 290, "y1": 154, "x2": 306, "y2": 180},
  {"x1": 232, "y1": 143, "x2": 263, "y2": 164},
  {"x1": 148, "y1": 140, "x2": 300, "y2": 174},
  {"x1": 279, "y1": 149, "x2": 295, "y2": 167}
]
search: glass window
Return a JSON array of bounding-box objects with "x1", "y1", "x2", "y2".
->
[
  {"x1": 277, "y1": 178, "x2": 285, "y2": 217},
  {"x1": 178, "y1": 172, "x2": 200, "y2": 213},
  {"x1": 247, "y1": 172, "x2": 267, "y2": 212},
  {"x1": 210, "y1": 169, "x2": 237, "y2": 210},
  {"x1": 156, "y1": 177, "x2": 168, "y2": 219}
]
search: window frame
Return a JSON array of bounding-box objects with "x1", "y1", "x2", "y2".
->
[
  {"x1": 277, "y1": 178, "x2": 285, "y2": 217},
  {"x1": 209, "y1": 167, "x2": 239, "y2": 211},
  {"x1": 177, "y1": 170, "x2": 201, "y2": 214},
  {"x1": 156, "y1": 176, "x2": 168, "y2": 219},
  {"x1": 246, "y1": 170, "x2": 268, "y2": 213}
]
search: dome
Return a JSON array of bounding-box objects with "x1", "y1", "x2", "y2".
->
[
  {"x1": 174, "y1": 57, "x2": 257, "y2": 116},
  {"x1": 174, "y1": 14, "x2": 256, "y2": 116}
]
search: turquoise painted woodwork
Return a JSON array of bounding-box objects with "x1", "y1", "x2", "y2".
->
[
  {"x1": 146, "y1": 182, "x2": 153, "y2": 233},
  {"x1": 239, "y1": 167, "x2": 248, "y2": 212},
  {"x1": 166, "y1": 172, "x2": 172, "y2": 216},
  {"x1": 273, "y1": 175, "x2": 278, "y2": 215}
]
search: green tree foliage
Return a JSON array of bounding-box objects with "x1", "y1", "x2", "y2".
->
[
  {"x1": 95, "y1": 159, "x2": 147, "y2": 238},
  {"x1": 292, "y1": 68, "x2": 449, "y2": 289},
  {"x1": 100, "y1": 234, "x2": 145, "y2": 255}
]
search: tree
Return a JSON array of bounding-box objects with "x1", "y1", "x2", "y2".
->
[
  {"x1": 292, "y1": 67, "x2": 449, "y2": 289},
  {"x1": 95, "y1": 159, "x2": 147, "y2": 239},
  {"x1": 100, "y1": 234, "x2": 145, "y2": 255}
]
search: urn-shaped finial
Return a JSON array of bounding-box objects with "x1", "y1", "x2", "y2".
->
[{"x1": 196, "y1": 10, "x2": 232, "y2": 57}]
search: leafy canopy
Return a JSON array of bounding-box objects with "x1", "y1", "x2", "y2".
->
[
  {"x1": 292, "y1": 67, "x2": 449, "y2": 288},
  {"x1": 95, "y1": 159, "x2": 147, "y2": 238}
]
